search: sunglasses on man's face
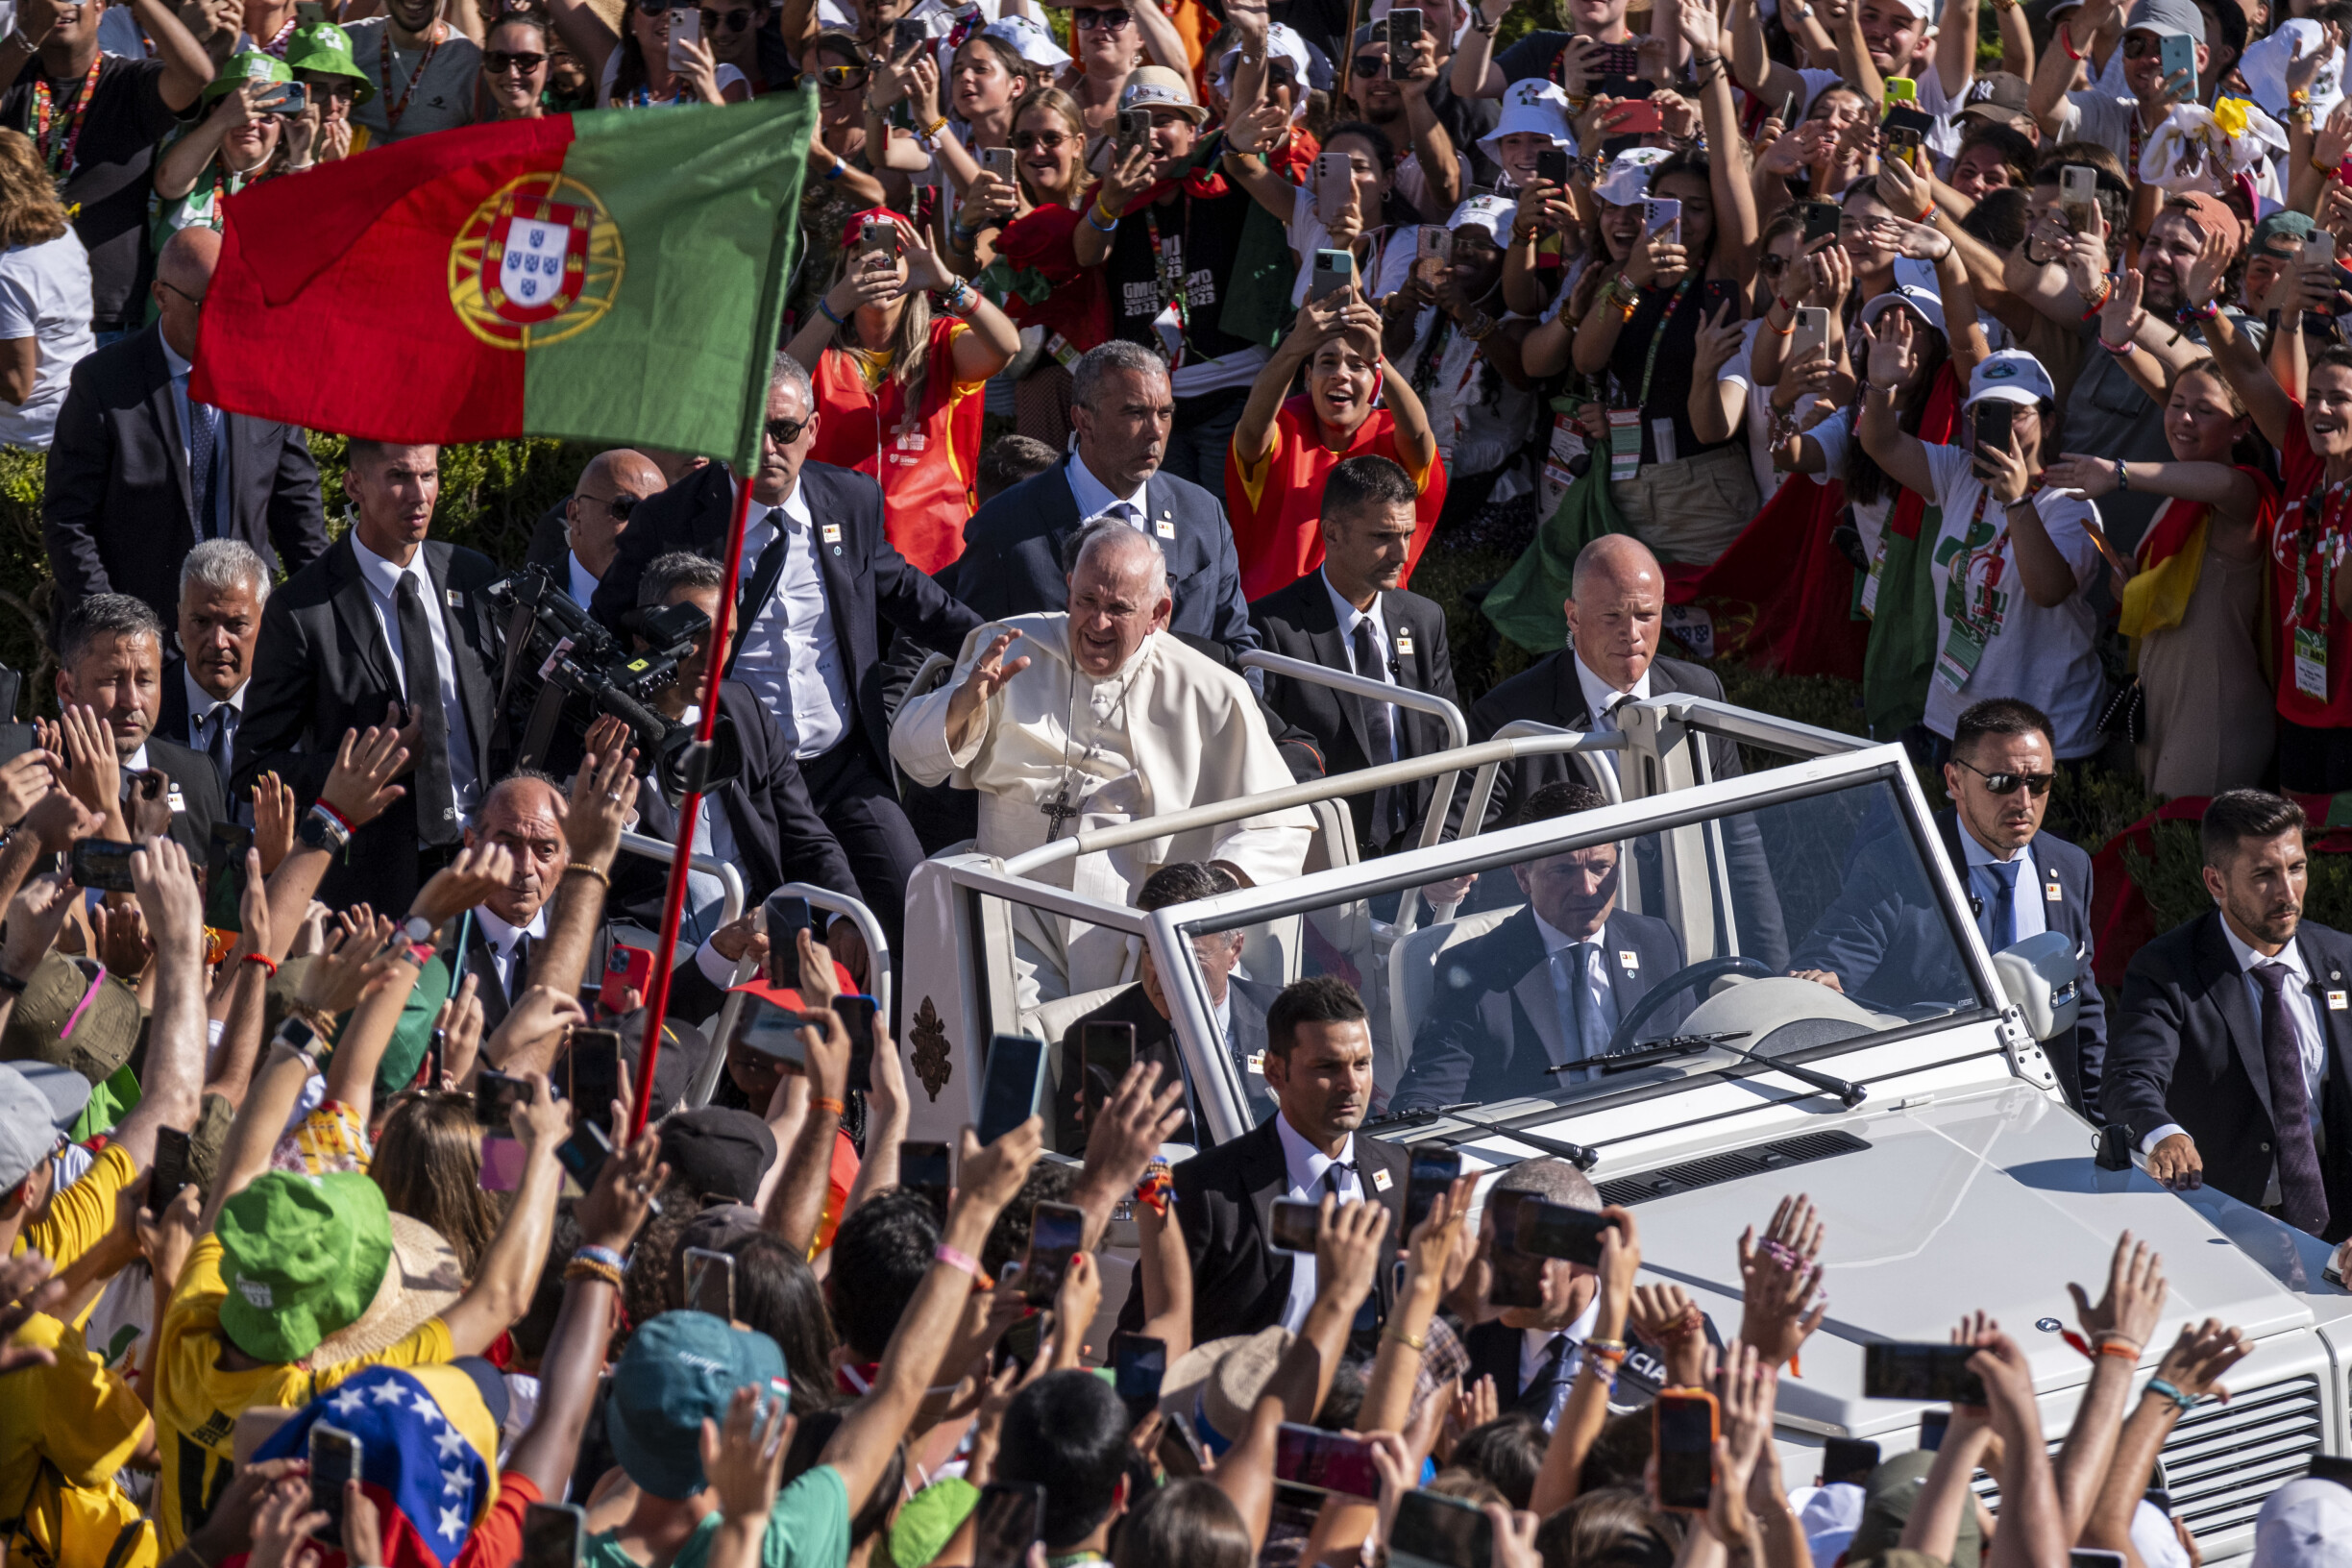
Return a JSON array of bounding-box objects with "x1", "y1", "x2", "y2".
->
[
  {"x1": 1073, "y1": 7, "x2": 1133, "y2": 28},
  {"x1": 2119, "y1": 31, "x2": 2167, "y2": 57},
  {"x1": 1956, "y1": 757, "x2": 2056, "y2": 796},
  {"x1": 484, "y1": 49, "x2": 546, "y2": 72},
  {"x1": 766, "y1": 415, "x2": 811, "y2": 446},
  {"x1": 701, "y1": 5, "x2": 755, "y2": 28},
  {"x1": 1351, "y1": 51, "x2": 1388, "y2": 78}
]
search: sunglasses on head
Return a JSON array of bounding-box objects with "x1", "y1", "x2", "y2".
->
[
  {"x1": 1011, "y1": 128, "x2": 1067, "y2": 149},
  {"x1": 766, "y1": 415, "x2": 811, "y2": 445},
  {"x1": 483, "y1": 49, "x2": 546, "y2": 72},
  {"x1": 1956, "y1": 757, "x2": 2055, "y2": 796},
  {"x1": 1351, "y1": 51, "x2": 1388, "y2": 77},
  {"x1": 1073, "y1": 7, "x2": 1132, "y2": 27},
  {"x1": 701, "y1": 5, "x2": 754, "y2": 27}
]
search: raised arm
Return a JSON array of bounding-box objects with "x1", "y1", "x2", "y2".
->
[
  {"x1": 2201, "y1": 302, "x2": 2298, "y2": 450},
  {"x1": 1685, "y1": 0, "x2": 1757, "y2": 276},
  {"x1": 2047, "y1": 1236, "x2": 2168, "y2": 1541},
  {"x1": 435, "y1": 1073, "x2": 570, "y2": 1356},
  {"x1": 1855, "y1": 312, "x2": 1941, "y2": 498},
  {"x1": 1450, "y1": 0, "x2": 1509, "y2": 99}
]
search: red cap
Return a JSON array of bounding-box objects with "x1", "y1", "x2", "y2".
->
[
  {"x1": 728, "y1": 960, "x2": 859, "y2": 1009},
  {"x1": 841, "y1": 207, "x2": 907, "y2": 250}
]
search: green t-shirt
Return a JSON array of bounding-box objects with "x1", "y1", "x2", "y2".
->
[{"x1": 587, "y1": 1464, "x2": 850, "y2": 1568}]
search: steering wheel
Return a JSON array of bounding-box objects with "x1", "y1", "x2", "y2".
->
[{"x1": 1602, "y1": 955, "x2": 1774, "y2": 1056}]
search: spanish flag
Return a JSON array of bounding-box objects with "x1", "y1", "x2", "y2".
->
[{"x1": 192, "y1": 92, "x2": 815, "y2": 470}]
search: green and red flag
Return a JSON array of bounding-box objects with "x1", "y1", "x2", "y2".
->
[{"x1": 192, "y1": 90, "x2": 815, "y2": 470}]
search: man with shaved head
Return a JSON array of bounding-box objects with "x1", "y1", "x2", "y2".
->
[
  {"x1": 43, "y1": 224, "x2": 327, "y2": 645},
  {"x1": 524, "y1": 448, "x2": 668, "y2": 599},
  {"x1": 1463, "y1": 533, "x2": 1788, "y2": 966},
  {"x1": 894, "y1": 519, "x2": 1313, "y2": 1003}
]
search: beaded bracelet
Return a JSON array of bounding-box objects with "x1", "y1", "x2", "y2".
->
[{"x1": 565, "y1": 863, "x2": 612, "y2": 890}]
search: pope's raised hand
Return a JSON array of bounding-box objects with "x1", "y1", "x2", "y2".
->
[{"x1": 946, "y1": 629, "x2": 1031, "y2": 752}]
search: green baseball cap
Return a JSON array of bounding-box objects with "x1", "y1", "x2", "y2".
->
[
  {"x1": 216, "y1": 1171, "x2": 394, "y2": 1365},
  {"x1": 606, "y1": 1312, "x2": 793, "y2": 1500},
  {"x1": 2, "y1": 953, "x2": 140, "y2": 1087},
  {"x1": 204, "y1": 50, "x2": 292, "y2": 102},
  {"x1": 286, "y1": 20, "x2": 377, "y2": 104},
  {"x1": 2253, "y1": 208, "x2": 2319, "y2": 257},
  {"x1": 363, "y1": 956, "x2": 449, "y2": 1099}
]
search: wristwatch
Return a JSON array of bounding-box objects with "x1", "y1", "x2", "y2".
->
[{"x1": 298, "y1": 803, "x2": 349, "y2": 852}]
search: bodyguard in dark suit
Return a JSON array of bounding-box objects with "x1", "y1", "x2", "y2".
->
[
  {"x1": 591, "y1": 363, "x2": 980, "y2": 958},
  {"x1": 41, "y1": 232, "x2": 326, "y2": 647},
  {"x1": 947, "y1": 342, "x2": 1259, "y2": 676},
  {"x1": 41, "y1": 594, "x2": 223, "y2": 870},
  {"x1": 2107, "y1": 791, "x2": 2352, "y2": 1241},
  {"x1": 158, "y1": 538, "x2": 270, "y2": 796},
  {"x1": 1117, "y1": 975, "x2": 1410, "y2": 1347},
  {"x1": 1392, "y1": 782, "x2": 1688, "y2": 1114},
  {"x1": 1464, "y1": 535, "x2": 1787, "y2": 968},
  {"x1": 1250, "y1": 456, "x2": 1458, "y2": 860},
  {"x1": 233, "y1": 443, "x2": 508, "y2": 915}
]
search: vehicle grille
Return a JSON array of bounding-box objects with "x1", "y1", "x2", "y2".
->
[
  {"x1": 1595, "y1": 1130, "x2": 1871, "y2": 1207},
  {"x1": 1970, "y1": 1375, "x2": 2322, "y2": 1543}
]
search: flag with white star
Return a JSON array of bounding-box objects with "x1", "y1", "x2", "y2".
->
[{"x1": 255, "y1": 1363, "x2": 502, "y2": 1568}]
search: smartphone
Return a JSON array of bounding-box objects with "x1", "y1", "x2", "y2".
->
[
  {"x1": 2071, "y1": 1554, "x2": 2128, "y2": 1568},
  {"x1": 1972, "y1": 399, "x2": 2016, "y2": 473},
  {"x1": 1534, "y1": 145, "x2": 1572, "y2": 187},
  {"x1": 600, "y1": 944, "x2": 653, "y2": 1017},
  {"x1": 1654, "y1": 1389, "x2": 1720, "y2": 1510},
  {"x1": 684, "y1": 1245, "x2": 737, "y2": 1321},
  {"x1": 857, "y1": 217, "x2": 897, "y2": 261},
  {"x1": 979, "y1": 1033, "x2": 1049, "y2": 1145},
  {"x1": 1390, "y1": 1491, "x2": 1494, "y2": 1568},
  {"x1": 1789, "y1": 305, "x2": 1828, "y2": 363},
  {"x1": 1643, "y1": 195, "x2": 1680, "y2": 241},
  {"x1": 1882, "y1": 73, "x2": 1916, "y2": 102},
  {"x1": 1919, "y1": 1407, "x2": 1950, "y2": 1452},
  {"x1": 973, "y1": 1482, "x2": 1046, "y2": 1568},
  {"x1": 744, "y1": 999, "x2": 820, "y2": 1064},
  {"x1": 1515, "y1": 1200, "x2": 1614, "y2": 1266},
  {"x1": 521, "y1": 1504, "x2": 585, "y2": 1568},
  {"x1": 1822, "y1": 1436, "x2": 1880, "y2": 1483},
  {"x1": 2315, "y1": 231, "x2": 2339, "y2": 270},
  {"x1": 422, "y1": 1026, "x2": 444, "y2": 1090},
  {"x1": 1884, "y1": 125, "x2": 1924, "y2": 171},
  {"x1": 568, "y1": 1028, "x2": 621, "y2": 1136},
  {"x1": 833, "y1": 994, "x2": 878, "y2": 1095},
  {"x1": 149, "y1": 1125, "x2": 190, "y2": 1213},
  {"x1": 1309, "y1": 248, "x2": 1357, "y2": 303},
  {"x1": 307, "y1": 1424, "x2": 360, "y2": 1543},
  {"x1": 900, "y1": 1139, "x2": 951, "y2": 1220},
  {"x1": 1275, "y1": 1423, "x2": 1383, "y2": 1498},
  {"x1": 1316, "y1": 150, "x2": 1351, "y2": 224},
  {"x1": 476, "y1": 1069, "x2": 530, "y2": 1131},
  {"x1": 556, "y1": 1121, "x2": 613, "y2": 1188},
  {"x1": 2158, "y1": 31, "x2": 2196, "y2": 100},
  {"x1": 69, "y1": 839, "x2": 136, "y2": 894},
  {"x1": 1404, "y1": 1147, "x2": 1462, "y2": 1234},
  {"x1": 254, "y1": 80, "x2": 306, "y2": 112},
  {"x1": 1801, "y1": 199, "x2": 1841, "y2": 247},
  {"x1": 892, "y1": 12, "x2": 929, "y2": 57},
  {"x1": 996, "y1": 1311, "x2": 1043, "y2": 1375},
  {"x1": 1589, "y1": 40, "x2": 1641, "y2": 76},
  {"x1": 667, "y1": 1, "x2": 700, "y2": 72},
  {"x1": 1116, "y1": 106, "x2": 1152, "y2": 158},
  {"x1": 764, "y1": 893, "x2": 812, "y2": 988},
  {"x1": 981, "y1": 145, "x2": 1017, "y2": 183},
  {"x1": 1111, "y1": 1332, "x2": 1165, "y2": 1409},
  {"x1": 2060, "y1": 163, "x2": 2100, "y2": 235},
  {"x1": 1862, "y1": 1342, "x2": 1987, "y2": 1404},
  {"x1": 1416, "y1": 224, "x2": 1451, "y2": 274},
  {"x1": 1605, "y1": 99, "x2": 1663, "y2": 135},
  {"x1": 1079, "y1": 1020, "x2": 1133, "y2": 1127},
  {"x1": 1486, "y1": 1194, "x2": 1547, "y2": 1310},
  {"x1": 1270, "y1": 1197, "x2": 1323, "y2": 1253},
  {"x1": 205, "y1": 821, "x2": 252, "y2": 931},
  {"x1": 1021, "y1": 1200, "x2": 1086, "y2": 1306}
]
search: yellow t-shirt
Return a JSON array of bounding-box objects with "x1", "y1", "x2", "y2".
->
[
  {"x1": 0, "y1": 1311, "x2": 155, "y2": 1568},
  {"x1": 11, "y1": 1144, "x2": 136, "y2": 1276},
  {"x1": 152, "y1": 1236, "x2": 453, "y2": 1553}
]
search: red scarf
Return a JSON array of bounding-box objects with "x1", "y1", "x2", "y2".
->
[{"x1": 1134, "y1": 165, "x2": 1230, "y2": 208}]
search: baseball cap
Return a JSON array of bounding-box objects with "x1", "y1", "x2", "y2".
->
[
  {"x1": 985, "y1": 12, "x2": 1068, "y2": 68},
  {"x1": 2125, "y1": 0, "x2": 2200, "y2": 38},
  {"x1": 1965, "y1": 348, "x2": 2057, "y2": 407},
  {"x1": 1215, "y1": 22, "x2": 1310, "y2": 92},
  {"x1": 215, "y1": 1170, "x2": 396, "y2": 1364},
  {"x1": 1158, "y1": 1325, "x2": 1291, "y2": 1451},
  {"x1": 658, "y1": 1107, "x2": 776, "y2": 1205},
  {"x1": 2253, "y1": 208, "x2": 2319, "y2": 256},
  {"x1": 1120, "y1": 65, "x2": 1207, "y2": 124},
  {"x1": 285, "y1": 18, "x2": 377, "y2": 102},
  {"x1": 1860, "y1": 283, "x2": 1948, "y2": 338},
  {"x1": 1849, "y1": 1453, "x2": 1984, "y2": 1568},
  {"x1": 2255, "y1": 1480, "x2": 2352, "y2": 1568},
  {"x1": 606, "y1": 1311, "x2": 793, "y2": 1499},
  {"x1": 891, "y1": 1480, "x2": 981, "y2": 1568},
  {"x1": 2164, "y1": 190, "x2": 2246, "y2": 253},
  {"x1": 204, "y1": 50, "x2": 291, "y2": 102},
  {"x1": 2, "y1": 953, "x2": 138, "y2": 1087},
  {"x1": 1958, "y1": 71, "x2": 2036, "y2": 133},
  {"x1": 0, "y1": 1061, "x2": 87, "y2": 1193}
]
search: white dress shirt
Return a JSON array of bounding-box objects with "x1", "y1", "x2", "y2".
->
[
  {"x1": 1573, "y1": 654, "x2": 1650, "y2": 778},
  {"x1": 2143, "y1": 923, "x2": 2328, "y2": 1203},
  {"x1": 1323, "y1": 571, "x2": 1396, "y2": 762},
  {"x1": 475, "y1": 904, "x2": 548, "y2": 1000},
  {"x1": 732, "y1": 482, "x2": 850, "y2": 761},
  {"x1": 1533, "y1": 911, "x2": 1619, "y2": 1069},
  {"x1": 1066, "y1": 452, "x2": 1151, "y2": 530},
  {"x1": 347, "y1": 530, "x2": 480, "y2": 822},
  {"x1": 159, "y1": 335, "x2": 230, "y2": 542},
  {"x1": 1518, "y1": 1295, "x2": 1603, "y2": 1430},
  {"x1": 566, "y1": 550, "x2": 600, "y2": 612},
  {"x1": 183, "y1": 664, "x2": 245, "y2": 755},
  {"x1": 1958, "y1": 828, "x2": 2046, "y2": 946},
  {"x1": 1275, "y1": 1111, "x2": 1363, "y2": 1332},
  {"x1": 671, "y1": 702, "x2": 743, "y2": 939}
]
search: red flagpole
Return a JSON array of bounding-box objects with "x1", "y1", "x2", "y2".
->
[{"x1": 628, "y1": 472, "x2": 757, "y2": 1139}]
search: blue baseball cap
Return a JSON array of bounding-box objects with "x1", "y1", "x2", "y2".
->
[{"x1": 605, "y1": 1311, "x2": 792, "y2": 1499}]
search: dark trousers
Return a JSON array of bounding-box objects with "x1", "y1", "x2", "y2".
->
[{"x1": 801, "y1": 737, "x2": 923, "y2": 982}]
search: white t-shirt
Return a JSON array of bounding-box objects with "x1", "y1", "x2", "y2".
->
[
  {"x1": 0, "y1": 231, "x2": 91, "y2": 451},
  {"x1": 1803, "y1": 408, "x2": 1893, "y2": 560},
  {"x1": 1717, "y1": 317, "x2": 1781, "y2": 502},
  {"x1": 1920, "y1": 439, "x2": 2106, "y2": 756}
]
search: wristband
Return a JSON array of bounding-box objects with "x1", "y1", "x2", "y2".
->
[
  {"x1": 2144, "y1": 1377, "x2": 2197, "y2": 1411},
  {"x1": 817, "y1": 295, "x2": 849, "y2": 327},
  {"x1": 313, "y1": 799, "x2": 354, "y2": 833},
  {"x1": 2098, "y1": 334, "x2": 2138, "y2": 355},
  {"x1": 2100, "y1": 1339, "x2": 2142, "y2": 1360},
  {"x1": 401, "y1": 940, "x2": 435, "y2": 968},
  {"x1": 1915, "y1": 202, "x2": 1937, "y2": 224},
  {"x1": 2059, "y1": 21, "x2": 2081, "y2": 60},
  {"x1": 823, "y1": 157, "x2": 846, "y2": 182},
  {"x1": 1088, "y1": 200, "x2": 1119, "y2": 233},
  {"x1": 1584, "y1": 1338, "x2": 1629, "y2": 1360},
  {"x1": 2178, "y1": 300, "x2": 2218, "y2": 323},
  {"x1": 2316, "y1": 155, "x2": 2340, "y2": 177},
  {"x1": 1766, "y1": 313, "x2": 1796, "y2": 335},
  {"x1": 2081, "y1": 282, "x2": 2113, "y2": 320},
  {"x1": 563, "y1": 1258, "x2": 624, "y2": 1288},
  {"x1": 2115, "y1": 456, "x2": 2130, "y2": 492},
  {"x1": 1135, "y1": 1164, "x2": 1173, "y2": 1216},
  {"x1": 575, "y1": 1244, "x2": 626, "y2": 1272},
  {"x1": 242, "y1": 952, "x2": 279, "y2": 976},
  {"x1": 1660, "y1": 1304, "x2": 1706, "y2": 1339},
  {"x1": 935, "y1": 1242, "x2": 981, "y2": 1276},
  {"x1": 811, "y1": 1095, "x2": 845, "y2": 1116}
]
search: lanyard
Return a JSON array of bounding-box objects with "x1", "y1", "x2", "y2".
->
[
  {"x1": 2291, "y1": 479, "x2": 2352, "y2": 627},
  {"x1": 378, "y1": 20, "x2": 444, "y2": 130},
  {"x1": 32, "y1": 53, "x2": 104, "y2": 185},
  {"x1": 1141, "y1": 200, "x2": 1189, "y2": 343},
  {"x1": 1632, "y1": 276, "x2": 1693, "y2": 411}
]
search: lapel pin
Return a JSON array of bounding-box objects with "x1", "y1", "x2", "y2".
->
[
  {"x1": 445, "y1": 588, "x2": 462, "y2": 608},
  {"x1": 1397, "y1": 633, "x2": 1415, "y2": 655},
  {"x1": 1371, "y1": 1167, "x2": 1393, "y2": 1191}
]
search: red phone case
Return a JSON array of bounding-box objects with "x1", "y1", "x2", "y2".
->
[{"x1": 600, "y1": 945, "x2": 653, "y2": 1014}]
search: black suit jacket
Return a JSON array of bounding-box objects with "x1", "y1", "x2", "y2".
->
[
  {"x1": 1392, "y1": 906, "x2": 1689, "y2": 1114},
  {"x1": 591, "y1": 462, "x2": 980, "y2": 781},
  {"x1": 41, "y1": 325, "x2": 328, "y2": 643},
  {"x1": 232, "y1": 536, "x2": 508, "y2": 913},
  {"x1": 1052, "y1": 973, "x2": 1281, "y2": 1151},
  {"x1": 1466, "y1": 651, "x2": 1788, "y2": 968},
  {"x1": 2106, "y1": 912, "x2": 2352, "y2": 1238},
  {"x1": 1119, "y1": 1113, "x2": 1413, "y2": 1346},
  {"x1": 526, "y1": 500, "x2": 570, "y2": 574},
  {"x1": 1460, "y1": 1315, "x2": 1699, "y2": 1414},
  {"x1": 947, "y1": 457, "x2": 1261, "y2": 675},
  {"x1": 613, "y1": 680, "x2": 860, "y2": 926},
  {"x1": 158, "y1": 657, "x2": 193, "y2": 753},
  {"x1": 1250, "y1": 576, "x2": 1457, "y2": 858},
  {"x1": 446, "y1": 912, "x2": 730, "y2": 1033}
]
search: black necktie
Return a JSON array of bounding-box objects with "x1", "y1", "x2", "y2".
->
[
  {"x1": 2253, "y1": 961, "x2": 2331, "y2": 1235},
  {"x1": 1321, "y1": 1160, "x2": 1358, "y2": 1197},
  {"x1": 189, "y1": 396, "x2": 220, "y2": 538},
  {"x1": 1350, "y1": 618, "x2": 1410, "y2": 849},
  {"x1": 394, "y1": 575, "x2": 458, "y2": 846},
  {"x1": 1516, "y1": 1334, "x2": 1572, "y2": 1420},
  {"x1": 508, "y1": 933, "x2": 533, "y2": 1007},
  {"x1": 202, "y1": 706, "x2": 233, "y2": 787}
]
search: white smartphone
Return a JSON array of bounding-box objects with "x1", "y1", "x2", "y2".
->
[
  {"x1": 1643, "y1": 196, "x2": 1681, "y2": 241},
  {"x1": 666, "y1": 2, "x2": 699, "y2": 72},
  {"x1": 1316, "y1": 151, "x2": 1350, "y2": 224},
  {"x1": 1789, "y1": 305, "x2": 1828, "y2": 362},
  {"x1": 2059, "y1": 163, "x2": 2098, "y2": 234}
]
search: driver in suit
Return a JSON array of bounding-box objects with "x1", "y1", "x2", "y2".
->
[{"x1": 1391, "y1": 781, "x2": 1688, "y2": 1113}]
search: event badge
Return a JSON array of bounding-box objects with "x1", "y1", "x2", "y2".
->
[
  {"x1": 1156, "y1": 518, "x2": 1175, "y2": 539},
  {"x1": 446, "y1": 589, "x2": 463, "y2": 608},
  {"x1": 1396, "y1": 632, "x2": 1414, "y2": 656},
  {"x1": 1246, "y1": 1051, "x2": 1265, "y2": 1075},
  {"x1": 2332, "y1": 992, "x2": 2348, "y2": 1011},
  {"x1": 1859, "y1": 535, "x2": 1890, "y2": 620},
  {"x1": 1650, "y1": 418, "x2": 1678, "y2": 467},
  {"x1": 821, "y1": 525, "x2": 842, "y2": 544},
  {"x1": 1045, "y1": 332, "x2": 1082, "y2": 371},
  {"x1": 1618, "y1": 949, "x2": 1639, "y2": 971},
  {"x1": 1371, "y1": 1167, "x2": 1393, "y2": 1191},
  {"x1": 1541, "y1": 412, "x2": 1589, "y2": 519},
  {"x1": 2296, "y1": 625, "x2": 2330, "y2": 701},
  {"x1": 1935, "y1": 621, "x2": 1987, "y2": 694},
  {"x1": 1607, "y1": 409, "x2": 1643, "y2": 482},
  {"x1": 2045, "y1": 878, "x2": 2062, "y2": 903}
]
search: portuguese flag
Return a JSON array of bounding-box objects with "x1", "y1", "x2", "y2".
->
[{"x1": 192, "y1": 90, "x2": 815, "y2": 470}]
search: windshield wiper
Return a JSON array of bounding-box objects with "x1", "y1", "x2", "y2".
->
[
  {"x1": 1618, "y1": 1030, "x2": 1869, "y2": 1108},
  {"x1": 1368, "y1": 1103, "x2": 1601, "y2": 1170}
]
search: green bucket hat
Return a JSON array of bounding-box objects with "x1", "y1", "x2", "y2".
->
[
  {"x1": 890, "y1": 1480, "x2": 979, "y2": 1568},
  {"x1": 203, "y1": 49, "x2": 292, "y2": 102},
  {"x1": 215, "y1": 1170, "x2": 394, "y2": 1365},
  {"x1": 362, "y1": 955, "x2": 449, "y2": 1098},
  {"x1": 1, "y1": 953, "x2": 140, "y2": 1087},
  {"x1": 285, "y1": 21, "x2": 377, "y2": 104}
]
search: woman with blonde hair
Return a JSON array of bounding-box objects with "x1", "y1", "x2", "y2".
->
[{"x1": 0, "y1": 129, "x2": 89, "y2": 451}]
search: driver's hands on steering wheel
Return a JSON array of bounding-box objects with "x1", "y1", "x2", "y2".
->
[
  {"x1": 1790, "y1": 968, "x2": 1845, "y2": 992},
  {"x1": 1599, "y1": 954, "x2": 1776, "y2": 1056}
]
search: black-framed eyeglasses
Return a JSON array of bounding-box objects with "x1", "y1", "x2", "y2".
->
[
  {"x1": 1073, "y1": 7, "x2": 1133, "y2": 28},
  {"x1": 156, "y1": 278, "x2": 206, "y2": 306},
  {"x1": 765, "y1": 415, "x2": 811, "y2": 445},
  {"x1": 483, "y1": 50, "x2": 546, "y2": 72},
  {"x1": 1351, "y1": 51, "x2": 1387, "y2": 77},
  {"x1": 1955, "y1": 757, "x2": 2055, "y2": 796},
  {"x1": 701, "y1": 5, "x2": 755, "y2": 28}
]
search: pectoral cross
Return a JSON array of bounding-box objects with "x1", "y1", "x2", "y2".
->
[{"x1": 1041, "y1": 786, "x2": 1080, "y2": 841}]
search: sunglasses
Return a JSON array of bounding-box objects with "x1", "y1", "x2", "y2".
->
[
  {"x1": 2119, "y1": 32, "x2": 2166, "y2": 56},
  {"x1": 1073, "y1": 7, "x2": 1133, "y2": 28},
  {"x1": 483, "y1": 49, "x2": 546, "y2": 72},
  {"x1": 585, "y1": 491, "x2": 640, "y2": 518},
  {"x1": 1759, "y1": 253, "x2": 1793, "y2": 274},
  {"x1": 766, "y1": 415, "x2": 811, "y2": 445},
  {"x1": 1955, "y1": 758, "x2": 2056, "y2": 796},
  {"x1": 819, "y1": 62, "x2": 868, "y2": 86},
  {"x1": 1351, "y1": 51, "x2": 1388, "y2": 77},
  {"x1": 700, "y1": 4, "x2": 754, "y2": 25},
  {"x1": 1010, "y1": 128, "x2": 1067, "y2": 149}
]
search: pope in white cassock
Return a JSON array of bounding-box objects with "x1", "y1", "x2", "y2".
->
[{"x1": 892, "y1": 521, "x2": 1313, "y2": 1004}]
